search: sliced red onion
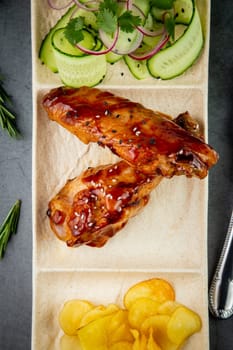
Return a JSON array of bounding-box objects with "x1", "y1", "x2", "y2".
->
[
  {"x1": 126, "y1": 0, "x2": 133, "y2": 10},
  {"x1": 118, "y1": 1, "x2": 145, "y2": 20},
  {"x1": 100, "y1": 28, "x2": 143, "y2": 55},
  {"x1": 131, "y1": 3, "x2": 145, "y2": 19},
  {"x1": 76, "y1": 26, "x2": 119, "y2": 55},
  {"x1": 47, "y1": 0, "x2": 74, "y2": 10},
  {"x1": 127, "y1": 4, "x2": 164, "y2": 37},
  {"x1": 115, "y1": 31, "x2": 143, "y2": 55},
  {"x1": 129, "y1": 32, "x2": 170, "y2": 61},
  {"x1": 136, "y1": 25, "x2": 165, "y2": 37},
  {"x1": 72, "y1": 0, "x2": 99, "y2": 11}
]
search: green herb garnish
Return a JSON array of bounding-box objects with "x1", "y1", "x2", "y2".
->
[
  {"x1": 0, "y1": 200, "x2": 21, "y2": 259},
  {"x1": 0, "y1": 76, "x2": 19, "y2": 138},
  {"x1": 118, "y1": 11, "x2": 142, "y2": 33},
  {"x1": 96, "y1": 8, "x2": 118, "y2": 34},
  {"x1": 64, "y1": 17, "x2": 85, "y2": 45},
  {"x1": 64, "y1": 0, "x2": 142, "y2": 44},
  {"x1": 98, "y1": 0, "x2": 119, "y2": 16},
  {"x1": 164, "y1": 12, "x2": 175, "y2": 39}
]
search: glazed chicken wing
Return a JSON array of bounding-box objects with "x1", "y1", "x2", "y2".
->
[
  {"x1": 47, "y1": 161, "x2": 161, "y2": 247},
  {"x1": 43, "y1": 86, "x2": 218, "y2": 179}
]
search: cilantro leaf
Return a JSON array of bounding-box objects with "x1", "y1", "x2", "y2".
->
[
  {"x1": 164, "y1": 13, "x2": 175, "y2": 39},
  {"x1": 99, "y1": 0, "x2": 118, "y2": 16},
  {"x1": 96, "y1": 8, "x2": 117, "y2": 34},
  {"x1": 118, "y1": 11, "x2": 142, "y2": 33},
  {"x1": 64, "y1": 17, "x2": 85, "y2": 45}
]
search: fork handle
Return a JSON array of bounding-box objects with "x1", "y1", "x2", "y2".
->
[{"x1": 209, "y1": 210, "x2": 233, "y2": 319}]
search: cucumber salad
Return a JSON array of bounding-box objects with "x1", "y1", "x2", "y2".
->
[{"x1": 39, "y1": 0, "x2": 203, "y2": 87}]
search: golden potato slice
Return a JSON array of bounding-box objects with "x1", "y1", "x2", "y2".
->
[
  {"x1": 107, "y1": 309, "x2": 127, "y2": 332},
  {"x1": 147, "y1": 328, "x2": 162, "y2": 350},
  {"x1": 157, "y1": 301, "x2": 181, "y2": 316},
  {"x1": 132, "y1": 329, "x2": 148, "y2": 350},
  {"x1": 60, "y1": 334, "x2": 81, "y2": 350},
  {"x1": 167, "y1": 306, "x2": 202, "y2": 345},
  {"x1": 79, "y1": 303, "x2": 119, "y2": 328},
  {"x1": 77, "y1": 314, "x2": 113, "y2": 350},
  {"x1": 141, "y1": 315, "x2": 179, "y2": 350},
  {"x1": 132, "y1": 328, "x2": 164, "y2": 350},
  {"x1": 108, "y1": 309, "x2": 134, "y2": 343},
  {"x1": 111, "y1": 323, "x2": 134, "y2": 344},
  {"x1": 128, "y1": 298, "x2": 160, "y2": 329},
  {"x1": 124, "y1": 279, "x2": 175, "y2": 309},
  {"x1": 59, "y1": 300, "x2": 94, "y2": 336},
  {"x1": 109, "y1": 341, "x2": 133, "y2": 350}
]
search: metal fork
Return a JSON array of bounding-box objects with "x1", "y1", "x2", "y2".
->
[{"x1": 209, "y1": 209, "x2": 233, "y2": 319}]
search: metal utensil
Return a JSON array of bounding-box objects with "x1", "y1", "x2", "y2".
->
[{"x1": 209, "y1": 209, "x2": 233, "y2": 319}]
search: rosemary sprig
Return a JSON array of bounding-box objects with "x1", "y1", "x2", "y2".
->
[
  {"x1": 0, "y1": 199, "x2": 21, "y2": 259},
  {"x1": 0, "y1": 76, "x2": 19, "y2": 138}
]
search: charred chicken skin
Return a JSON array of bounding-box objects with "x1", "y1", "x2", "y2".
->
[
  {"x1": 47, "y1": 161, "x2": 161, "y2": 247},
  {"x1": 43, "y1": 86, "x2": 218, "y2": 179}
]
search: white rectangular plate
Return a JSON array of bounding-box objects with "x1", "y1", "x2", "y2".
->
[{"x1": 31, "y1": 1, "x2": 211, "y2": 349}]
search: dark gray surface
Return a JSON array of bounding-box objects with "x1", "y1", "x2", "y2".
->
[
  {"x1": 208, "y1": 1, "x2": 233, "y2": 349},
  {"x1": 0, "y1": 0, "x2": 232, "y2": 349}
]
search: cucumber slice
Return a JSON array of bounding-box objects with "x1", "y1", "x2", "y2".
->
[
  {"x1": 124, "y1": 56, "x2": 150, "y2": 80},
  {"x1": 152, "y1": 0, "x2": 174, "y2": 10},
  {"x1": 143, "y1": 34, "x2": 164, "y2": 48},
  {"x1": 74, "y1": 8, "x2": 98, "y2": 31},
  {"x1": 152, "y1": 0, "x2": 193, "y2": 25},
  {"x1": 173, "y1": 24, "x2": 187, "y2": 41},
  {"x1": 95, "y1": 39, "x2": 103, "y2": 51},
  {"x1": 52, "y1": 28, "x2": 96, "y2": 56},
  {"x1": 78, "y1": 0, "x2": 98, "y2": 9},
  {"x1": 53, "y1": 52, "x2": 107, "y2": 88},
  {"x1": 111, "y1": 29, "x2": 143, "y2": 55},
  {"x1": 106, "y1": 51, "x2": 122, "y2": 64},
  {"x1": 133, "y1": 0, "x2": 150, "y2": 17},
  {"x1": 151, "y1": 7, "x2": 173, "y2": 22},
  {"x1": 52, "y1": 31, "x2": 107, "y2": 87},
  {"x1": 100, "y1": 2, "x2": 144, "y2": 55},
  {"x1": 174, "y1": 0, "x2": 193, "y2": 24},
  {"x1": 148, "y1": 3, "x2": 203, "y2": 80},
  {"x1": 39, "y1": 6, "x2": 98, "y2": 72},
  {"x1": 39, "y1": 5, "x2": 76, "y2": 72},
  {"x1": 142, "y1": 14, "x2": 164, "y2": 47}
]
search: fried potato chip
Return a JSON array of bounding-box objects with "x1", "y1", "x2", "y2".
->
[
  {"x1": 141, "y1": 315, "x2": 180, "y2": 350},
  {"x1": 131, "y1": 328, "x2": 162, "y2": 350},
  {"x1": 58, "y1": 278, "x2": 202, "y2": 350},
  {"x1": 107, "y1": 309, "x2": 128, "y2": 333},
  {"x1": 109, "y1": 341, "x2": 133, "y2": 350},
  {"x1": 60, "y1": 334, "x2": 81, "y2": 350},
  {"x1": 108, "y1": 310, "x2": 134, "y2": 343},
  {"x1": 147, "y1": 328, "x2": 162, "y2": 350},
  {"x1": 124, "y1": 279, "x2": 175, "y2": 309},
  {"x1": 79, "y1": 303, "x2": 119, "y2": 328},
  {"x1": 131, "y1": 329, "x2": 148, "y2": 350},
  {"x1": 128, "y1": 298, "x2": 161, "y2": 329},
  {"x1": 167, "y1": 306, "x2": 202, "y2": 345},
  {"x1": 157, "y1": 301, "x2": 181, "y2": 316},
  {"x1": 77, "y1": 314, "x2": 113, "y2": 350},
  {"x1": 59, "y1": 300, "x2": 94, "y2": 336},
  {"x1": 141, "y1": 314, "x2": 170, "y2": 334}
]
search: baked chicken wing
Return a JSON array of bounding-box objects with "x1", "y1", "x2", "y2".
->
[
  {"x1": 43, "y1": 86, "x2": 218, "y2": 179},
  {"x1": 47, "y1": 161, "x2": 161, "y2": 247}
]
